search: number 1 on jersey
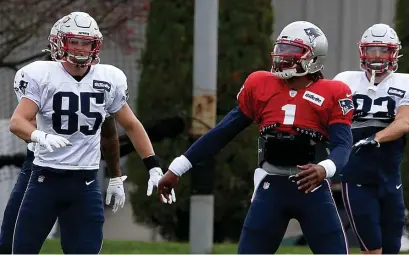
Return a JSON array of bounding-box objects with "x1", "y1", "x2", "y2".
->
[{"x1": 281, "y1": 104, "x2": 296, "y2": 125}]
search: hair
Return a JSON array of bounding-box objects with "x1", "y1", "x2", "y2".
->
[
  {"x1": 295, "y1": 64, "x2": 324, "y2": 82},
  {"x1": 43, "y1": 45, "x2": 53, "y2": 61},
  {"x1": 44, "y1": 53, "x2": 53, "y2": 61},
  {"x1": 307, "y1": 70, "x2": 324, "y2": 82}
]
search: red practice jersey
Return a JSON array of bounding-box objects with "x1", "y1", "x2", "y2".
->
[{"x1": 237, "y1": 71, "x2": 354, "y2": 138}]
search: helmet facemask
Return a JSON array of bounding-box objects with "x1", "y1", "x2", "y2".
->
[
  {"x1": 47, "y1": 34, "x2": 60, "y2": 60},
  {"x1": 359, "y1": 43, "x2": 401, "y2": 75},
  {"x1": 57, "y1": 33, "x2": 102, "y2": 67},
  {"x1": 271, "y1": 40, "x2": 315, "y2": 79}
]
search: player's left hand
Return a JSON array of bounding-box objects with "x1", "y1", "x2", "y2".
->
[
  {"x1": 146, "y1": 167, "x2": 176, "y2": 204},
  {"x1": 351, "y1": 135, "x2": 380, "y2": 154},
  {"x1": 295, "y1": 164, "x2": 326, "y2": 193},
  {"x1": 106, "y1": 175, "x2": 127, "y2": 213}
]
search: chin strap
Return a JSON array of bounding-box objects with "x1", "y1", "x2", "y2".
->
[{"x1": 369, "y1": 69, "x2": 376, "y2": 86}]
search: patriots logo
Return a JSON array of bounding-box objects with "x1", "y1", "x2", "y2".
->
[
  {"x1": 124, "y1": 88, "x2": 129, "y2": 101},
  {"x1": 18, "y1": 80, "x2": 28, "y2": 95},
  {"x1": 338, "y1": 98, "x2": 354, "y2": 115},
  {"x1": 304, "y1": 27, "x2": 322, "y2": 43}
]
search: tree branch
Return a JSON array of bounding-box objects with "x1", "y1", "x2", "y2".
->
[
  {"x1": 1, "y1": 51, "x2": 47, "y2": 68},
  {"x1": 0, "y1": 0, "x2": 150, "y2": 70}
]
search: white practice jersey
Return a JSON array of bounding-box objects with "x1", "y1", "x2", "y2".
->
[
  {"x1": 333, "y1": 71, "x2": 409, "y2": 129},
  {"x1": 15, "y1": 61, "x2": 128, "y2": 170}
]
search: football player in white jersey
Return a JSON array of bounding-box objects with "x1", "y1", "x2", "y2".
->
[
  {"x1": 45, "y1": 18, "x2": 133, "y2": 213},
  {"x1": 8, "y1": 12, "x2": 174, "y2": 254},
  {"x1": 1, "y1": 16, "x2": 129, "y2": 254},
  {"x1": 333, "y1": 23, "x2": 409, "y2": 254}
]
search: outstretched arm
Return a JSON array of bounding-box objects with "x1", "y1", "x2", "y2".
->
[
  {"x1": 168, "y1": 106, "x2": 253, "y2": 176},
  {"x1": 158, "y1": 71, "x2": 262, "y2": 203}
]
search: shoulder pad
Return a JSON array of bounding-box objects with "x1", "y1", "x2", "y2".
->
[{"x1": 245, "y1": 71, "x2": 281, "y2": 102}]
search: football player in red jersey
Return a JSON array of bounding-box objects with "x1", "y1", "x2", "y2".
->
[{"x1": 158, "y1": 21, "x2": 354, "y2": 254}]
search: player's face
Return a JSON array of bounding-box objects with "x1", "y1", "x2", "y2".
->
[
  {"x1": 63, "y1": 36, "x2": 96, "y2": 66},
  {"x1": 360, "y1": 44, "x2": 400, "y2": 74},
  {"x1": 365, "y1": 46, "x2": 391, "y2": 59},
  {"x1": 274, "y1": 43, "x2": 304, "y2": 54},
  {"x1": 271, "y1": 42, "x2": 309, "y2": 71},
  {"x1": 66, "y1": 38, "x2": 93, "y2": 56}
]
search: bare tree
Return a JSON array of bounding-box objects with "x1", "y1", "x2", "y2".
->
[{"x1": 0, "y1": 0, "x2": 150, "y2": 71}]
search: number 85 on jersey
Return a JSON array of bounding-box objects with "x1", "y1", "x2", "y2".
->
[{"x1": 52, "y1": 91, "x2": 105, "y2": 136}]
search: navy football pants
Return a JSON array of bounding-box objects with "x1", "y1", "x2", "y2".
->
[
  {"x1": 341, "y1": 182, "x2": 404, "y2": 253},
  {"x1": 0, "y1": 149, "x2": 34, "y2": 254},
  {"x1": 238, "y1": 175, "x2": 347, "y2": 254},
  {"x1": 12, "y1": 165, "x2": 104, "y2": 254}
]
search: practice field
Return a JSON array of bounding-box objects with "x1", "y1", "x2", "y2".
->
[{"x1": 40, "y1": 239, "x2": 367, "y2": 254}]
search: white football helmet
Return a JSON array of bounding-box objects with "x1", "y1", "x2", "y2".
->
[
  {"x1": 271, "y1": 21, "x2": 328, "y2": 79},
  {"x1": 55, "y1": 12, "x2": 103, "y2": 67},
  {"x1": 359, "y1": 23, "x2": 401, "y2": 74}
]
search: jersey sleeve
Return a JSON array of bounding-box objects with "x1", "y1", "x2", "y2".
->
[
  {"x1": 16, "y1": 68, "x2": 41, "y2": 108},
  {"x1": 13, "y1": 69, "x2": 25, "y2": 102},
  {"x1": 329, "y1": 81, "x2": 354, "y2": 126},
  {"x1": 106, "y1": 70, "x2": 128, "y2": 114},
  {"x1": 397, "y1": 87, "x2": 409, "y2": 107},
  {"x1": 332, "y1": 71, "x2": 349, "y2": 82},
  {"x1": 237, "y1": 72, "x2": 264, "y2": 120}
]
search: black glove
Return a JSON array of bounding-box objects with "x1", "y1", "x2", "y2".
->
[{"x1": 351, "y1": 135, "x2": 380, "y2": 154}]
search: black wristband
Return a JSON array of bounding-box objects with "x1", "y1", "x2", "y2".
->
[{"x1": 143, "y1": 155, "x2": 161, "y2": 171}]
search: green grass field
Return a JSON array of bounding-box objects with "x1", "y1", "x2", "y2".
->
[{"x1": 40, "y1": 239, "x2": 364, "y2": 254}]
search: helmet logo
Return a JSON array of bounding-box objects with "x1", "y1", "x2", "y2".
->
[{"x1": 304, "y1": 28, "x2": 322, "y2": 43}]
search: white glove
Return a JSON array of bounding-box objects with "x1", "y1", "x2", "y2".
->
[
  {"x1": 31, "y1": 130, "x2": 72, "y2": 152},
  {"x1": 105, "y1": 176, "x2": 127, "y2": 213},
  {"x1": 251, "y1": 168, "x2": 268, "y2": 202},
  {"x1": 147, "y1": 167, "x2": 176, "y2": 204}
]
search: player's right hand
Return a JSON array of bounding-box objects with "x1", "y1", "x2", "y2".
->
[
  {"x1": 106, "y1": 175, "x2": 127, "y2": 213},
  {"x1": 31, "y1": 130, "x2": 72, "y2": 152},
  {"x1": 157, "y1": 170, "x2": 179, "y2": 204},
  {"x1": 147, "y1": 167, "x2": 176, "y2": 204},
  {"x1": 296, "y1": 164, "x2": 327, "y2": 193},
  {"x1": 351, "y1": 135, "x2": 380, "y2": 154}
]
